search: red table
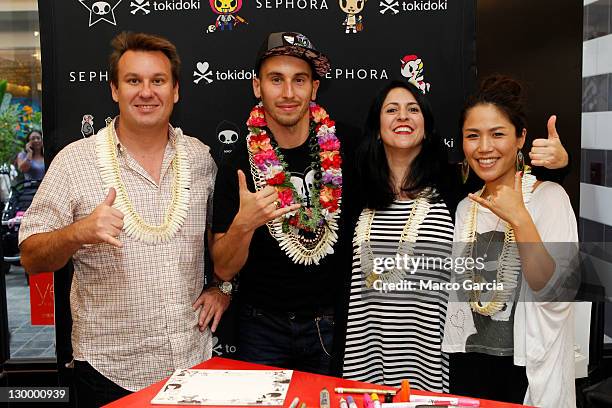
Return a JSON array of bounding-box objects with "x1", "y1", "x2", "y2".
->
[{"x1": 104, "y1": 357, "x2": 529, "y2": 408}]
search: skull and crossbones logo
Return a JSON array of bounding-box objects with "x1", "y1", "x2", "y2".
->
[
  {"x1": 130, "y1": 0, "x2": 150, "y2": 14},
  {"x1": 379, "y1": 0, "x2": 399, "y2": 14}
]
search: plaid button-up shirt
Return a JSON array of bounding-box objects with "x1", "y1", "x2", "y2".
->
[{"x1": 19, "y1": 124, "x2": 216, "y2": 391}]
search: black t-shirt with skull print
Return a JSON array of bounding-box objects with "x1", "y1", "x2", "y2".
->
[{"x1": 212, "y1": 124, "x2": 358, "y2": 314}]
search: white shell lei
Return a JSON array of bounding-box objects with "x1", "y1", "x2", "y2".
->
[
  {"x1": 95, "y1": 120, "x2": 191, "y2": 244},
  {"x1": 461, "y1": 172, "x2": 537, "y2": 316},
  {"x1": 247, "y1": 144, "x2": 340, "y2": 265},
  {"x1": 354, "y1": 193, "x2": 432, "y2": 287}
]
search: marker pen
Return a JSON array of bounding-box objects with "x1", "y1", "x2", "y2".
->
[
  {"x1": 363, "y1": 393, "x2": 373, "y2": 408},
  {"x1": 347, "y1": 396, "x2": 359, "y2": 408},
  {"x1": 398, "y1": 380, "x2": 411, "y2": 402},
  {"x1": 340, "y1": 397, "x2": 349, "y2": 408},
  {"x1": 288, "y1": 397, "x2": 300, "y2": 408},
  {"x1": 335, "y1": 388, "x2": 398, "y2": 396},
  {"x1": 381, "y1": 403, "x2": 422, "y2": 408},
  {"x1": 382, "y1": 402, "x2": 478, "y2": 408},
  {"x1": 409, "y1": 396, "x2": 479, "y2": 407},
  {"x1": 415, "y1": 406, "x2": 478, "y2": 408},
  {"x1": 320, "y1": 388, "x2": 330, "y2": 408}
]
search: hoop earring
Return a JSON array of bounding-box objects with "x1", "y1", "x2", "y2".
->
[
  {"x1": 516, "y1": 150, "x2": 525, "y2": 172},
  {"x1": 461, "y1": 159, "x2": 470, "y2": 184}
]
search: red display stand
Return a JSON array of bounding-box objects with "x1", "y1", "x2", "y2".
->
[{"x1": 103, "y1": 357, "x2": 529, "y2": 408}]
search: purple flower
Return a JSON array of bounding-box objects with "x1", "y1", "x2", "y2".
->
[{"x1": 322, "y1": 172, "x2": 342, "y2": 186}]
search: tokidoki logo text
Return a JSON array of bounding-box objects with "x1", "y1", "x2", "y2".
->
[
  {"x1": 130, "y1": 0, "x2": 201, "y2": 15},
  {"x1": 379, "y1": 0, "x2": 447, "y2": 15},
  {"x1": 193, "y1": 61, "x2": 255, "y2": 85}
]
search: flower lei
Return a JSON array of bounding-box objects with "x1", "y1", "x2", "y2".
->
[{"x1": 246, "y1": 102, "x2": 342, "y2": 265}]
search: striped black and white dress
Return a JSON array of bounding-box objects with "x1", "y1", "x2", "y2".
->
[{"x1": 342, "y1": 198, "x2": 454, "y2": 393}]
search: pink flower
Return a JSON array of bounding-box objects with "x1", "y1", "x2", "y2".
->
[
  {"x1": 319, "y1": 138, "x2": 340, "y2": 151},
  {"x1": 253, "y1": 149, "x2": 277, "y2": 166},
  {"x1": 278, "y1": 188, "x2": 294, "y2": 207}
]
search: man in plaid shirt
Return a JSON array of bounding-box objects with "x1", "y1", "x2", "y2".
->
[{"x1": 19, "y1": 32, "x2": 228, "y2": 407}]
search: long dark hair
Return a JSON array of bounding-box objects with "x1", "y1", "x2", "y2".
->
[
  {"x1": 25, "y1": 129, "x2": 44, "y2": 155},
  {"x1": 355, "y1": 80, "x2": 448, "y2": 209}
]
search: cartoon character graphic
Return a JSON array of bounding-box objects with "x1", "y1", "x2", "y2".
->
[
  {"x1": 339, "y1": 0, "x2": 367, "y2": 34},
  {"x1": 81, "y1": 114, "x2": 95, "y2": 138},
  {"x1": 400, "y1": 54, "x2": 431, "y2": 93},
  {"x1": 290, "y1": 167, "x2": 316, "y2": 208},
  {"x1": 207, "y1": 0, "x2": 247, "y2": 32}
]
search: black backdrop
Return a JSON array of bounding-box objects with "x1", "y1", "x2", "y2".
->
[
  {"x1": 39, "y1": 0, "x2": 476, "y2": 164},
  {"x1": 38, "y1": 0, "x2": 477, "y2": 366}
]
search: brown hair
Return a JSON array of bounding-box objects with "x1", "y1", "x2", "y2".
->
[
  {"x1": 109, "y1": 32, "x2": 181, "y2": 86},
  {"x1": 461, "y1": 74, "x2": 527, "y2": 136}
]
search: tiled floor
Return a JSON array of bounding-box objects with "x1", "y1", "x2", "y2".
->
[{"x1": 6, "y1": 265, "x2": 55, "y2": 358}]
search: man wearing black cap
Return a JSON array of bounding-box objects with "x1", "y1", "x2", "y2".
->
[{"x1": 210, "y1": 32, "x2": 348, "y2": 374}]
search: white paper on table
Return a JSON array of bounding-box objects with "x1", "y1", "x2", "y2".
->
[{"x1": 150, "y1": 369, "x2": 293, "y2": 405}]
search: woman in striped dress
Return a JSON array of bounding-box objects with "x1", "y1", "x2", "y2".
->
[{"x1": 341, "y1": 80, "x2": 456, "y2": 392}]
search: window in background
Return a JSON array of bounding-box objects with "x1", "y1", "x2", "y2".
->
[{"x1": 0, "y1": 0, "x2": 53, "y2": 361}]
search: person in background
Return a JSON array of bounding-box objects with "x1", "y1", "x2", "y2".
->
[{"x1": 16, "y1": 129, "x2": 45, "y2": 180}]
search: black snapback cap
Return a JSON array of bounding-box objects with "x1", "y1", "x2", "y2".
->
[{"x1": 255, "y1": 31, "x2": 331, "y2": 78}]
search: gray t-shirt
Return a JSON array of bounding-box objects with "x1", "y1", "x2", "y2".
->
[{"x1": 464, "y1": 231, "x2": 522, "y2": 356}]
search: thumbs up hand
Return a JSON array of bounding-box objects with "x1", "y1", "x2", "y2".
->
[
  {"x1": 529, "y1": 115, "x2": 569, "y2": 169},
  {"x1": 234, "y1": 170, "x2": 301, "y2": 233},
  {"x1": 74, "y1": 187, "x2": 125, "y2": 247}
]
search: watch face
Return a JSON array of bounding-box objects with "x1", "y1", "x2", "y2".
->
[{"x1": 220, "y1": 281, "x2": 232, "y2": 294}]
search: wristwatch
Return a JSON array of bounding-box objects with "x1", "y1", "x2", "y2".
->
[{"x1": 217, "y1": 281, "x2": 233, "y2": 296}]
